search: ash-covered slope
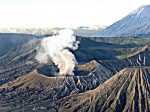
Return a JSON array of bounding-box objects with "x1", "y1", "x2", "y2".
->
[
  {"x1": 57, "y1": 67, "x2": 150, "y2": 112},
  {"x1": 1, "y1": 35, "x2": 150, "y2": 111},
  {"x1": 0, "y1": 60, "x2": 114, "y2": 111},
  {"x1": 95, "y1": 5, "x2": 150, "y2": 37},
  {"x1": 1, "y1": 46, "x2": 150, "y2": 111},
  {"x1": 0, "y1": 38, "x2": 40, "y2": 85}
]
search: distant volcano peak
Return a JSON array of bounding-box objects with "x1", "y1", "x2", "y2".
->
[{"x1": 95, "y1": 5, "x2": 150, "y2": 37}]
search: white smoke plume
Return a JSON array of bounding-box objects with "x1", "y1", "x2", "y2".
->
[{"x1": 35, "y1": 29, "x2": 79, "y2": 76}]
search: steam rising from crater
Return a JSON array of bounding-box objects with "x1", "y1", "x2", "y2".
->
[{"x1": 35, "y1": 29, "x2": 79, "y2": 75}]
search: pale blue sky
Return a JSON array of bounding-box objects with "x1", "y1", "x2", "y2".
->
[{"x1": 0, "y1": 0, "x2": 149, "y2": 28}]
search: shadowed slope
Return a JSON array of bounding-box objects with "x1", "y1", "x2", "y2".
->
[{"x1": 99, "y1": 46, "x2": 150, "y2": 73}]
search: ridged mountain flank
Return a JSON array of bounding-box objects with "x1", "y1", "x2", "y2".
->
[{"x1": 57, "y1": 67, "x2": 150, "y2": 112}]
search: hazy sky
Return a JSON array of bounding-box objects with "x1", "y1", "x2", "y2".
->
[{"x1": 0, "y1": 0, "x2": 149, "y2": 28}]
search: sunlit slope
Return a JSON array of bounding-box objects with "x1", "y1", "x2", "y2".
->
[{"x1": 58, "y1": 67, "x2": 150, "y2": 112}]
